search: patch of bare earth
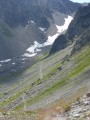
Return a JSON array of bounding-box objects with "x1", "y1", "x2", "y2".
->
[{"x1": 36, "y1": 104, "x2": 66, "y2": 120}]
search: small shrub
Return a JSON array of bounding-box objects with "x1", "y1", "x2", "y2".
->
[
  {"x1": 77, "y1": 97, "x2": 80, "y2": 101},
  {"x1": 64, "y1": 104, "x2": 71, "y2": 112}
]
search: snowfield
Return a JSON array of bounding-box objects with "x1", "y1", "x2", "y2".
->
[
  {"x1": 23, "y1": 53, "x2": 37, "y2": 58},
  {"x1": 56, "y1": 16, "x2": 73, "y2": 33},
  {"x1": 26, "y1": 41, "x2": 42, "y2": 53},
  {"x1": 39, "y1": 27, "x2": 46, "y2": 32},
  {"x1": 23, "y1": 16, "x2": 73, "y2": 57},
  {"x1": 0, "y1": 59, "x2": 11, "y2": 63}
]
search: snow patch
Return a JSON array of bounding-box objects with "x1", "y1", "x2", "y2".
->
[
  {"x1": 43, "y1": 34, "x2": 59, "y2": 46},
  {"x1": 28, "y1": 21, "x2": 30, "y2": 24},
  {"x1": 30, "y1": 20, "x2": 35, "y2": 24},
  {"x1": 12, "y1": 63, "x2": 15, "y2": 65},
  {"x1": 23, "y1": 53, "x2": 37, "y2": 58},
  {"x1": 23, "y1": 41, "x2": 42, "y2": 57},
  {"x1": 25, "y1": 20, "x2": 35, "y2": 29},
  {"x1": 25, "y1": 24, "x2": 29, "y2": 29},
  {"x1": 35, "y1": 48, "x2": 41, "y2": 52},
  {"x1": 22, "y1": 58, "x2": 27, "y2": 61},
  {"x1": 43, "y1": 16, "x2": 73, "y2": 46},
  {"x1": 0, "y1": 59, "x2": 11, "y2": 63},
  {"x1": 23, "y1": 16, "x2": 73, "y2": 58},
  {"x1": 39, "y1": 27, "x2": 46, "y2": 32},
  {"x1": 56, "y1": 16, "x2": 73, "y2": 33},
  {"x1": 26, "y1": 41, "x2": 42, "y2": 53}
]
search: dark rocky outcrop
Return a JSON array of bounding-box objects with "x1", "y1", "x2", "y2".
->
[
  {"x1": 49, "y1": 35, "x2": 68, "y2": 54},
  {"x1": 71, "y1": 28, "x2": 90, "y2": 54},
  {"x1": 50, "y1": 4, "x2": 90, "y2": 55},
  {"x1": 66, "y1": 4, "x2": 90, "y2": 40}
]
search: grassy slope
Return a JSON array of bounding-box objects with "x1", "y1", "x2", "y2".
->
[{"x1": 0, "y1": 44, "x2": 90, "y2": 112}]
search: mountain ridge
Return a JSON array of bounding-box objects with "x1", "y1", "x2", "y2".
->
[
  {"x1": 50, "y1": 3, "x2": 90, "y2": 55},
  {"x1": 0, "y1": 0, "x2": 81, "y2": 60}
]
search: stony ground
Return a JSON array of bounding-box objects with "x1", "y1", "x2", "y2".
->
[
  {"x1": 51, "y1": 93, "x2": 90, "y2": 120},
  {"x1": 0, "y1": 45, "x2": 90, "y2": 120},
  {"x1": 0, "y1": 93, "x2": 90, "y2": 120},
  {"x1": 66, "y1": 94, "x2": 90, "y2": 119}
]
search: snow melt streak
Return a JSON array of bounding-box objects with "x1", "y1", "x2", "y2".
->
[{"x1": 0, "y1": 59, "x2": 11, "y2": 63}]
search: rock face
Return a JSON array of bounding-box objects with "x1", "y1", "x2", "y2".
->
[
  {"x1": 49, "y1": 35, "x2": 68, "y2": 54},
  {"x1": 0, "y1": 0, "x2": 80, "y2": 28},
  {"x1": 66, "y1": 4, "x2": 90, "y2": 40},
  {"x1": 0, "y1": 0, "x2": 81, "y2": 60},
  {"x1": 71, "y1": 28, "x2": 90, "y2": 54},
  {"x1": 50, "y1": 4, "x2": 90, "y2": 55}
]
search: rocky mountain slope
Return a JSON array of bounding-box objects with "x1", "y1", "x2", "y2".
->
[
  {"x1": 72, "y1": 28, "x2": 90, "y2": 54},
  {"x1": 50, "y1": 4, "x2": 90, "y2": 55},
  {"x1": 0, "y1": 0, "x2": 81, "y2": 60},
  {"x1": 0, "y1": 1, "x2": 90, "y2": 120},
  {"x1": 0, "y1": 38, "x2": 90, "y2": 120}
]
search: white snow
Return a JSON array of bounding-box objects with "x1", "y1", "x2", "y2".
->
[
  {"x1": 43, "y1": 33, "x2": 59, "y2": 46},
  {"x1": 56, "y1": 16, "x2": 73, "y2": 33},
  {"x1": 26, "y1": 41, "x2": 42, "y2": 53},
  {"x1": 23, "y1": 53, "x2": 37, "y2": 58},
  {"x1": 28, "y1": 21, "x2": 30, "y2": 24},
  {"x1": 44, "y1": 16, "x2": 73, "y2": 46},
  {"x1": 22, "y1": 41, "x2": 42, "y2": 57},
  {"x1": 12, "y1": 63, "x2": 15, "y2": 65},
  {"x1": 39, "y1": 27, "x2": 46, "y2": 32},
  {"x1": 30, "y1": 20, "x2": 35, "y2": 24},
  {"x1": 35, "y1": 48, "x2": 41, "y2": 52},
  {"x1": 23, "y1": 16, "x2": 73, "y2": 58},
  {"x1": 0, "y1": 59, "x2": 11, "y2": 63},
  {"x1": 22, "y1": 58, "x2": 27, "y2": 61},
  {"x1": 25, "y1": 24, "x2": 29, "y2": 29},
  {"x1": 25, "y1": 20, "x2": 35, "y2": 28}
]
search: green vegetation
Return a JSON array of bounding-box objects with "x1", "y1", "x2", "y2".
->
[
  {"x1": 0, "y1": 45, "x2": 90, "y2": 112},
  {"x1": 68, "y1": 54, "x2": 90, "y2": 78},
  {"x1": 0, "y1": 92, "x2": 4, "y2": 99},
  {"x1": 26, "y1": 46, "x2": 90, "y2": 108},
  {"x1": 28, "y1": 79, "x2": 67, "y2": 105},
  {"x1": 0, "y1": 84, "x2": 32, "y2": 108},
  {"x1": 64, "y1": 104, "x2": 71, "y2": 112},
  {"x1": 14, "y1": 103, "x2": 24, "y2": 111},
  {"x1": 74, "y1": 47, "x2": 90, "y2": 62}
]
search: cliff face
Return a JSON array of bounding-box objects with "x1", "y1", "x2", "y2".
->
[
  {"x1": 66, "y1": 4, "x2": 90, "y2": 40},
  {"x1": 49, "y1": 35, "x2": 68, "y2": 54},
  {"x1": 50, "y1": 4, "x2": 90, "y2": 55},
  {"x1": 0, "y1": 0, "x2": 80, "y2": 28}
]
